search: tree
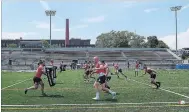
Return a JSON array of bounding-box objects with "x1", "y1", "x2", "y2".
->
[
  {"x1": 95, "y1": 31, "x2": 169, "y2": 48},
  {"x1": 146, "y1": 36, "x2": 159, "y2": 48},
  {"x1": 7, "y1": 44, "x2": 17, "y2": 48},
  {"x1": 157, "y1": 40, "x2": 169, "y2": 48},
  {"x1": 129, "y1": 35, "x2": 146, "y2": 48},
  {"x1": 96, "y1": 30, "x2": 135, "y2": 48},
  {"x1": 41, "y1": 40, "x2": 50, "y2": 48}
]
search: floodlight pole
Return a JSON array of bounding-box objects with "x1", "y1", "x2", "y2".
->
[
  {"x1": 170, "y1": 6, "x2": 182, "y2": 53},
  {"x1": 45, "y1": 10, "x2": 56, "y2": 47}
]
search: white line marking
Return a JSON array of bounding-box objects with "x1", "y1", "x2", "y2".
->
[
  {"x1": 1, "y1": 78, "x2": 32, "y2": 90},
  {"x1": 1, "y1": 102, "x2": 185, "y2": 107},
  {"x1": 128, "y1": 78, "x2": 189, "y2": 99}
]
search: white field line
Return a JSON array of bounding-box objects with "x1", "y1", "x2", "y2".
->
[
  {"x1": 1, "y1": 78, "x2": 32, "y2": 90},
  {"x1": 1, "y1": 102, "x2": 187, "y2": 107},
  {"x1": 128, "y1": 78, "x2": 189, "y2": 99}
]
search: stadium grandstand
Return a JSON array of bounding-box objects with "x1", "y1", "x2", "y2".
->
[{"x1": 1, "y1": 47, "x2": 182, "y2": 70}]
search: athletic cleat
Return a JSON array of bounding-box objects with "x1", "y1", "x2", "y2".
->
[
  {"x1": 24, "y1": 89, "x2": 28, "y2": 94},
  {"x1": 92, "y1": 97, "x2": 100, "y2": 100},
  {"x1": 112, "y1": 92, "x2": 116, "y2": 99},
  {"x1": 158, "y1": 82, "x2": 161, "y2": 88}
]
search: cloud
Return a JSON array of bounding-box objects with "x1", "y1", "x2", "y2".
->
[
  {"x1": 83, "y1": 16, "x2": 105, "y2": 23},
  {"x1": 72, "y1": 24, "x2": 88, "y2": 29},
  {"x1": 144, "y1": 8, "x2": 159, "y2": 13},
  {"x1": 160, "y1": 28, "x2": 189, "y2": 49},
  {"x1": 40, "y1": 0, "x2": 50, "y2": 10},
  {"x1": 31, "y1": 21, "x2": 55, "y2": 29},
  {"x1": 182, "y1": 4, "x2": 189, "y2": 10},
  {"x1": 123, "y1": 1, "x2": 137, "y2": 8},
  {"x1": 52, "y1": 28, "x2": 65, "y2": 32},
  {"x1": 2, "y1": 32, "x2": 38, "y2": 39}
]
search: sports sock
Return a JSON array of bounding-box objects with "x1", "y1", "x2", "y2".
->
[
  {"x1": 96, "y1": 92, "x2": 99, "y2": 98},
  {"x1": 108, "y1": 90, "x2": 114, "y2": 95}
]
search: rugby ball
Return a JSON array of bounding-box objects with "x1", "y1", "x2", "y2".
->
[{"x1": 179, "y1": 100, "x2": 185, "y2": 105}]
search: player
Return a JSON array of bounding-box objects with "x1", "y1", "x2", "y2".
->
[
  {"x1": 50, "y1": 59, "x2": 54, "y2": 66},
  {"x1": 88, "y1": 61, "x2": 96, "y2": 80},
  {"x1": 24, "y1": 60, "x2": 47, "y2": 96},
  {"x1": 83, "y1": 61, "x2": 90, "y2": 82},
  {"x1": 101, "y1": 61, "x2": 111, "y2": 89},
  {"x1": 59, "y1": 61, "x2": 64, "y2": 72},
  {"x1": 143, "y1": 65, "x2": 161, "y2": 89},
  {"x1": 111, "y1": 63, "x2": 127, "y2": 79},
  {"x1": 92, "y1": 56, "x2": 116, "y2": 100},
  {"x1": 135, "y1": 61, "x2": 139, "y2": 77},
  {"x1": 113, "y1": 63, "x2": 120, "y2": 78}
]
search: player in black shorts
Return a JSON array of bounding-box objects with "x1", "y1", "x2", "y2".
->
[{"x1": 143, "y1": 65, "x2": 161, "y2": 89}]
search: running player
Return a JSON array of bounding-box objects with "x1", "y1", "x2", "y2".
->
[
  {"x1": 59, "y1": 61, "x2": 64, "y2": 72},
  {"x1": 92, "y1": 56, "x2": 116, "y2": 100},
  {"x1": 88, "y1": 61, "x2": 96, "y2": 80},
  {"x1": 135, "y1": 61, "x2": 139, "y2": 77},
  {"x1": 83, "y1": 61, "x2": 90, "y2": 82},
  {"x1": 24, "y1": 60, "x2": 47, "y2": 96},
  {"x1": 50, "y1": 59, "x2": 54, "y2": 66},
  {"x1": 143, "y1": 65, "x2": 161, "y2": 89},
  {"x1": 113, "y1": 63, "x2": 120, "y2": 78},
  {"x1": 101, "y1": 61, "x2": 111, "y2": 89}
]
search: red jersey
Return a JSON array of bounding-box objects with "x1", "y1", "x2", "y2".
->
[
  {"x1": 136, "y1": 63, "x2": 139, "y2": 69},
  {"x1": 114, "y1": 64, "x2": 119, "y2": 70},
  {"x1": 95, "y1": 62, "x2": 100, "y2": 74},
  {"x1": 98, "y1": 64, "x2": 106, "y2": 74},
  {"x1": 35, "y1": 65, "x2": 44, "y2": 78},
  {"x1": 104, "y1": 63, "x2": 109, "y2": 75},
  {"x1": 50, "y1": 62, "x2": 54, "y2": 66},
  {"x1": 83, "y1": 64, "x2": 89, "y2": 70}
]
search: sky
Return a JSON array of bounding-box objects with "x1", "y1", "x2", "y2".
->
[{"x1": 2, "y1": 0, "x2": 189, "y2": 49}]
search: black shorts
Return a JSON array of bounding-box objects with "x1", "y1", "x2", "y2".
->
[
  {"x1": 33, "y1": 77, "x2": 42, "y2": 84},
  {"x1": 97, "y1": 75, "x2": 106, "y2": 84},
  {"x1": 118, "y1": 69, "x2": 122, "y2": 73},
  {"x1": 150, "y1": 74, "x2": 156, "y2": 79},
  {"x1": 85, "y1": 70, "x2": 90, "y2": 75},
  {"x1": 106, "y1": 76, "x2": 111, "y2": 81}
]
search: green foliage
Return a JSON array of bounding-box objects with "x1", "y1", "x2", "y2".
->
[
  {"x1": 7, "y1": 44, "x2": 17, "y2": 48},
  {"x1": 41, "y1": 40, "x2": 50, "y2": 48},
  {"x1": 95, "y1": 30, "x2": 169, "y2": 48}
]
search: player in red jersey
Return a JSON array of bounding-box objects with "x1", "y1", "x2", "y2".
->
[
  {"x1": 112, "y1": 63, "x2": 120, "y2": 78},
  {"x1": 92, "y1": 56, "x2": 116, "y2": 100},
  {"x1": 143, "y1": 65, "x2": 161, "y2": 89},
  {"x1": 24, "y1": 60, "x2": 47, "y2": 96},
  {"x1": 50, "y1": 59, "x2": 54, "y2": 66},
  {"x1": 83, "y1": 61, "x2": 90, "y2": 82},
  {"x1": 135, "y1": 61, "x2": 139, "y2": 77},
  {"x1": 101, "y1": 61, "x2": 111, "y2": 89}
]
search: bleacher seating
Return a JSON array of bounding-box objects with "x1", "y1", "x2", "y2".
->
[{"x1": 1, "y1": 48, "x2": 181, "y2": 70}]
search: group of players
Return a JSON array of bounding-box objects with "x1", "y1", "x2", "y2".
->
[
  {"x1": 83, "y1": 57, "x2": 161, "y2": 100},
  {"x1": 24, "y1": 57, "x2": 161, "y2": 100}
]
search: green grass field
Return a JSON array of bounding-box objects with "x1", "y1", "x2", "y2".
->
[{"x1": 1, "y1": 69, "x2": 189, "y2": 112}]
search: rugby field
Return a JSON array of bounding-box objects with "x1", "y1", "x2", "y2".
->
[{"x1": 1, "y1": 69, "x2": 189, "y2": 112}]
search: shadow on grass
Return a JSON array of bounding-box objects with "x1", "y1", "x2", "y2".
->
[
  {"x1": 56, "y1": 82, "x2": 64, "y2": 84},
  {"x1": 30, "y1": 94, "x2": 64, "y2": 98},
  {"x1": 97, "y1": 98, "x2": 118, "y2": 102}
]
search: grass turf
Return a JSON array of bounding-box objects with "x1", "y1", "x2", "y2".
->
[{"x1": 1, "y1": 69, "x2": 189, "y2": 112}]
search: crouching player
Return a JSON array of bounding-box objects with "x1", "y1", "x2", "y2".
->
[
  {"x1": 24, "y1": 60, "x2": 47, "y2": 96},
  {"x1": 101, "y1": 61, "x2": 111, "y2": 89},
  {"x1": 92, "y1": 56, "x2": 116, "y2": 100},
  {"x1": 143, "y1": 65, "x2": 161, "y2": 89}
]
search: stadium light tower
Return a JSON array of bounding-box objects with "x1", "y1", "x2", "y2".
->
[
  {"x1": 45, "y1": 10, "x2": 56, "y2": 47},
  {"x1": 170, "y1": 6, "x2": 182, "y2": 52}
]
